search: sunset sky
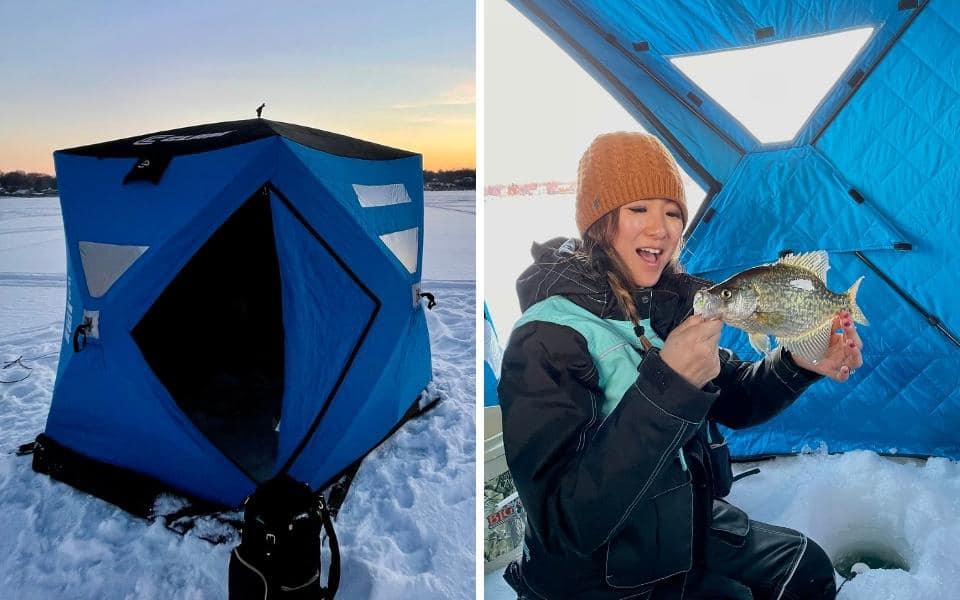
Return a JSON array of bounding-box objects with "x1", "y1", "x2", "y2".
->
[{"x1": 0, "y1": 1, "x2": 475, "y2": 175}]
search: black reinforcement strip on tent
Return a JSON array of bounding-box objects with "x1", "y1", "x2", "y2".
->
[
  {"x1": 31, "y1": 433, "x2": 231, "y2": 516},
  {"x1": 58, "y1": 119, "x2": 416, "y2": 161},
  {"x1": 265, "y1": 184, "x2": 384, "y2": 476},
  {"x1": 854, "y1": 251, "x2": 960, "y2": 348},
  {"x1": 812, "y1": 2, "x2": 928, "y2": 145},
  {"x1": 517, "y1": 0, "x2": 727, "y2": 191}
]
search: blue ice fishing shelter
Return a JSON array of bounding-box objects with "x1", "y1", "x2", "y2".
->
[
  {"x1": 510, "y1": 0, "x2": 960, "y2": 459},
  {"x1": 34, "y1": 119, "x2": 433, "y2": 511}
]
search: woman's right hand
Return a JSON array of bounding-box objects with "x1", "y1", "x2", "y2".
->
[{"x1": 659, "y1": 315, "x2": 723, "y2": 389}]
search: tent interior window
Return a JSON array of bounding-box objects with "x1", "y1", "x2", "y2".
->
[
  {"x1": 133, "y1": 187, "x2": 284, "y2": 481},
  {"x1": 669, "y1": 27, "x2": 875, "y2": 143}
]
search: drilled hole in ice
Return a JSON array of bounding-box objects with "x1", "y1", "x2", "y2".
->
[{"x1": 831, "y1": 527, "x2": 911, "y2": 579}]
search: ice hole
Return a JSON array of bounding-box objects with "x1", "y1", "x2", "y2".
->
[{"x1": 831, "y1": 527, "x2": 911, "y2": 579}]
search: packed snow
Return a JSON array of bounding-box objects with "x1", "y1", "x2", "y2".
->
[
  {"x1": 484, "y1": 451, "x2": 960, "y2": 598},
  {"x1": 0, "y1": 190, "x2": 476, "y2": 599}
]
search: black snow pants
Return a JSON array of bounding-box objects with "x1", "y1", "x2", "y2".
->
[{"x1": 684, "y1": 519, "x2": 837, "y2": 600}]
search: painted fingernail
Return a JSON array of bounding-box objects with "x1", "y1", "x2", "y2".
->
[
  {"x1": 844, "y1": 320, "x2": 852, "y2": 327},
  {"x1": 848, "y1": 341, "x2": 856, "y2": 348}
]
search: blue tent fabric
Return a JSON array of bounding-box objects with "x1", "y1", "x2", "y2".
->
[
  {"x1": 509, "y1": 0, "x2": 960, "y2": 458},
  {"x1": 484, "y1": 303, "x2": 503, "y2": 408},
  {"x1": 45, "y1": 120, "x2": 432, "y2": 507}
]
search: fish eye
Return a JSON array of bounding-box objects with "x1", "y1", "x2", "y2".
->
[{"x1": 720, "y1": 289, "x2": 732, "y2": 299}]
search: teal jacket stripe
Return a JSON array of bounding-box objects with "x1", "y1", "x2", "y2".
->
[{"x1": 515, "y1": 296, "x2": 664, "y2": 418}]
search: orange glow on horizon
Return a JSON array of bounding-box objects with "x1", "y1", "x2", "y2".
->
[{"x1": 1, "y1": 123, "x2": 475, "y2": 176}]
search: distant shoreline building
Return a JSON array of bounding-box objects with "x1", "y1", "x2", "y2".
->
[{"x1": 484, "y1": 181, "x2": 575, "y2": 197}]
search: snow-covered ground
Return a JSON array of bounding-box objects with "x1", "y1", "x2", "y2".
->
[
  {"x1": 0, "y1": 190, "x2": 476, "y2": 599},
  {"x1": 485, "y1": 450, "x2": 960, "y2": 599}
]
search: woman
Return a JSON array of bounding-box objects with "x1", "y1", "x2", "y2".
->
[{"x1": 499, "y1": 132, "x2": 863, "y2": 599}]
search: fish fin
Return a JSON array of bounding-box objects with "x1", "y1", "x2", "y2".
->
[
  {"x1": 778, "y1": 250, "x2": 830, "y2": 284},
  {"x1": 780, "y1": 321, "x2": 833, "y2": 364},
  {"x1": 748, "y1": 332, "x2": 771, "y2": 356},
  {"x1": 846, "y1": 276, "x2": 869, "y2": 326}
]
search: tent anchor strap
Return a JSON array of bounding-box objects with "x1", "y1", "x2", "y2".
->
[{"x1": 854, "y1": 251, "x2": 960, "y2": 348}]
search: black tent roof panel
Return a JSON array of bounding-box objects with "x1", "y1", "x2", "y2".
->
[{"x1": 58, "y1": 119, "x2": 418, "y2": 161}]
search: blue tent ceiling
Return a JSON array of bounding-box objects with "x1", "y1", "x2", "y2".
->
[{"x1": 508, "y1": 0, "x2": 960, "y2": 458}]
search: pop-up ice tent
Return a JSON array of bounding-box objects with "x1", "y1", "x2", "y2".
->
[
  {"x1": 509, "y1": 0, "x2": 959, "y2": 459},
  {"x1": 33, "y1": 119, "x2": 433, "y2": 511}
]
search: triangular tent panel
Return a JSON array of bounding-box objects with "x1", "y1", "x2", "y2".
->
[
  {"x1": 78, "y1": 241, "x2": 149, "y2": 298},
  {"x1": 380, "y1": 228, "x2": 420, "y2": 274},
  {"x1": 38, "y1": 119, "x2": 433, "y2": 508},
  {"x1": 510, "y1": 0, "x2": 960, "y2": 459}
]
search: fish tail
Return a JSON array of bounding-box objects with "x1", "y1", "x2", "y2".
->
[{"x1": 846, "y1": 276, "x2": 868, "y2": 325}]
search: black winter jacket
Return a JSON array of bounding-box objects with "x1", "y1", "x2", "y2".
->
[{"x1": 498, "y1": 239, "x2": 821, "y2": 599}]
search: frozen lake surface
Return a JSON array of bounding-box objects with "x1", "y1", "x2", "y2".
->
[{"x1": 0, "y1": 191, "x2": 476, "y2": 599}]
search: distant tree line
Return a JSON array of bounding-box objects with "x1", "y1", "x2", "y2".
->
[
  {"x1": 1, "y1": 168, "x2": 475, "y2": 195},
  {"x1": 424, "y1": 169, "x2": 475, "y2": 191},
  {"x1": 0, "y1": 170, "x2": 58, "y2": 195}
]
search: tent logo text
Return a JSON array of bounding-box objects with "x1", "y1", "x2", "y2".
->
[{"x1": 133, "y1": 130, "x2": 235, "y2": 145}]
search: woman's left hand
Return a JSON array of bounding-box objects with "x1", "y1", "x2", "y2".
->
[{"x1": 791, "y1": 310, "x2": 864, "y2": 383}]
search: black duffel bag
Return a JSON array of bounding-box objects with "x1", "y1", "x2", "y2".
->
[{"x1": 229, "y1": 474, "x2": 340, "y2": 599}]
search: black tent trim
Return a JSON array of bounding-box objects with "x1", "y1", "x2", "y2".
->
[
  {"x1": 31, "y1": 432, "x2": 230, "y2": 517},
  {"x1": 58, "y1": 119, "x2": 417, "y2": 161},
  {"x1": 29, "y1": 391, "x2": 441, "y2": 524}
]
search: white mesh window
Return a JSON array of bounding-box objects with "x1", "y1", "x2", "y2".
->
[
  {"x1": 669, "y1": 27, "x2": 874, "y2": 143},
  {"x1": 353, "y1": 183, "x2": 412, "y2": 207},
  {"x1": 379, "y1": 227, "x2": 419, "y2": 274},
  {"x1": 79, "y1": 241, "x2": 148, "y2": 297}
]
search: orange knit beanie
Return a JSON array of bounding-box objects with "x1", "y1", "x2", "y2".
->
[{"x1": 576, "y1": 132, "x2": 687, "y2": 236}]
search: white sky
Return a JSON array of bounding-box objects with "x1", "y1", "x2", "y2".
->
[
  {"x1": 483, "y1": 0, "x2": 874, "y2": 337},
  {"x1": 484, "y1": 1, "x2": 643, "y2": 185}
]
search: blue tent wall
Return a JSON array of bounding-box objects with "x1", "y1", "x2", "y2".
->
[
  {"x1": 47, "y1": 124, "x2": 432, "y2": 506},
  {"x1": 484, "y1": 303, "x2": 503, "y2": 408},
  {"x1": 271, "y1": 140, "x2": 431, "y2": 488},
  {"x1": 509, "y1": 0, "x2": 960, "y2": 458}
]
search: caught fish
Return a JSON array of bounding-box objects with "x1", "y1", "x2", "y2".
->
[{"x1": 692, "y1": 251, "x2": 867, "y2": 364}]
